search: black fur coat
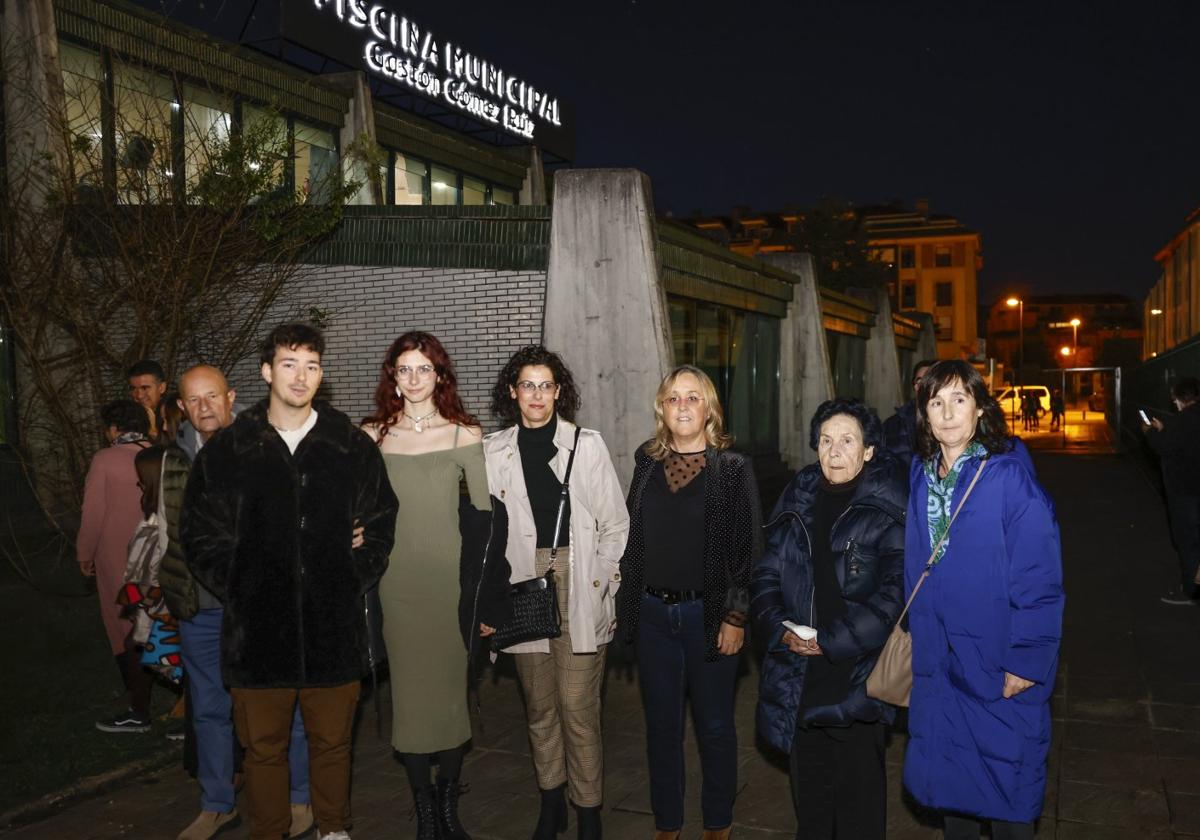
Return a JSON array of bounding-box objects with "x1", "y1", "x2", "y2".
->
[{"x1": 181, "y1": 400, "x2": 398, "y2": 688}]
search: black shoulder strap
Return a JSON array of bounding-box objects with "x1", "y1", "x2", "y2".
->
[{"x1": 550, "y1": 427, "x2": 582, "y2": 558}]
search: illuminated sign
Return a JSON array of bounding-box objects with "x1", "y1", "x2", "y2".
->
[{"x1": 283, "y1": 0, "x2": 573, "y2": 157}]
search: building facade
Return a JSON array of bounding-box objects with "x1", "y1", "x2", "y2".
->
[
  {"x1": 985, "y1": 294, "x2": 1141, "y2": 378},
  {"x1": 1144, "y1": 207, "x2": 1200, "y2": 359},
  {"x1": 1, "y1": 0, "x2": 936, "y2": 494}
]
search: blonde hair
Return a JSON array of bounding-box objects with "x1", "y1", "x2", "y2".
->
[{"x1": 644, "y1": 364, "x2": 733, "y2": 461}]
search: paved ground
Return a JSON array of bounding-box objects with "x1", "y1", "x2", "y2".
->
[{"x1": 7, "y1": 447, "x2": 1200, "y2": 839}]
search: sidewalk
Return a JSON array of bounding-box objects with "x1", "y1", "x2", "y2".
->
[{"x1": 7, "y1": 451, "x2": 1199, "y2": 838}]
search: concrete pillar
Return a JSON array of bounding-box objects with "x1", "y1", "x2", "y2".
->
[
  {"x1": 322, "y1": 71, "x2": 381, "y2": 205},
  {"x1": 2, "y1": 0, "x2": 68, "y2": 198},
  {"x1": 520, "y1": 145, "x2": 547, "y2": 205},
  {"x1": 759, "y1": 253, "x2": 833, "y2": 470},
  {"x1": 859, "y1": 284, "x2": 905, "y2": 420},
  {"x1": 911, "y1": 311, "x2": 939, "y2": 362},
  {"x1": 543, "y1": 168, "x2": 672, "y2": 488}
]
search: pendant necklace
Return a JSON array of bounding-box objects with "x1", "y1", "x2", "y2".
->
[{"x1": 403, "y1": 409, "x2": 438, "y2": 433}]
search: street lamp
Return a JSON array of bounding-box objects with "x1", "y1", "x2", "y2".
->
[
  {"x1": 1069, "y1": 317, "x2": 1081, "y2": 359},
  {"x1": 1006, "y1": 297, "x2": 1023, "y2": 386},
  {"x1": 1060, "y1": 346, "x2": 1072, "y2": 357}
]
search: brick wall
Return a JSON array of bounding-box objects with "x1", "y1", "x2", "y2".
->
[{"x1": 229, "y1": 264, "x2": 548, "y2": 431}]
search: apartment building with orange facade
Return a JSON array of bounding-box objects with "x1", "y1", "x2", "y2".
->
[
  {"x1": 685, "y1": 201, "x2": 981, "y2": 359},
  {"x1": 1144, "y1": 207, "x2": 1200, "y2": 358}
]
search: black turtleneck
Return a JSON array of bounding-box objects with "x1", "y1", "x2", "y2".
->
[
  {"x1": 518, "y1": 413, "x2": 570, "y2": 548},
  {"x1": 801, "y1": 468, "x2": 863, "y2": 710}
]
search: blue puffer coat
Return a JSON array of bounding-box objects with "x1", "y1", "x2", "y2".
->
[
  {"x1": 751, "y1": 452, "x2": 908, "y2": 755},
  {"x1": 903, "y1": 445, "x2": 1063, "y2": 823}
]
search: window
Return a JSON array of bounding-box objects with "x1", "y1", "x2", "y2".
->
[
  {"x1": 182, "y1": 84, "x2": 232, "y2": 194},
  {"x1": 936, "y1": 282, "x2": 953, "y2": 307},
  {"x1": 60, "y1": 43, "x2": 104, "y2": 186},
  {"x1": 113, "y1": 64, "x2": 175, "y2": 203},
  {"x1": 393, "y1": 153, "x2": 427, "y2": 205},
  {"x1": 934, "y1": 245, "x2": 953, "y2": 267},
  {"x1": 900, "y1": 246, "x2": 915, "y2": 269},
  {"x1": 242, "y1": 104, "x2": 287, "y2": 189},
  {"x1": 490, "y1": 187, "x2": 516, "y2": 206},
  {"x1": 294, "y1": 121, "x2": 337, "y2": 203},
  {"x1": 901, "y1": 282, "x2": 916, "y2": 309},
  {"x1": 462, "y1": 176, "x2": 486, "y2": 206},
  {"x1": 430, "y1": 165, "x2": 458, "y2": 205},
  {"x1": 936, "y1": 313, "x2": 954, "y2": 341}
]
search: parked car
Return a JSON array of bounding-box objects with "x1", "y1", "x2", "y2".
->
[{"x1": 993, "y1": 385, "x2": 1050, "y2": 417}]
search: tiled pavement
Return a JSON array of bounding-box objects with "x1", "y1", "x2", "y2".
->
[{"x1": 8, "y1": 450, "x2": 1200, "y2": 839}]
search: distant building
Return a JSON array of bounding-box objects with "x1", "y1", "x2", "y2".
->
[
  {"x1": 1144, "y1": 208, "x2": 1200, "y2": 358},
  {"x1": 683, "y1": 200, "x2": 982, "y2": 359},
  {"x1": 984, "y1": 294, "x2": 1141, "y2": 377},
  {"x1": 860, "y1": 202, "x2": 982, "y2": 360}
]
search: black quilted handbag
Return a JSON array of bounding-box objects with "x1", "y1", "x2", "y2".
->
[{"x1": 490, "y1": 428, "x2": 580, "y2": 652}]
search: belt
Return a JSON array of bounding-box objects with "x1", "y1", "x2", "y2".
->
[{"x1": 645, "y1": 585, "x2": 702, "y2": 604}]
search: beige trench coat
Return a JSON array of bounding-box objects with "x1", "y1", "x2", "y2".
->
[{"x1": 483, "y1": 418, "x2": 630, "y2": 654}]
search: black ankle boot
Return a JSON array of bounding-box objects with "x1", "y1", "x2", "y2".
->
[
  {"x1": 573, "y1": 804, "x2": 601, "y2": 840},
  {"x1": 436, "y1": 777, "x2": 471, "y2": 840},
  {"x1": 531, "y1": 783, "x2": 567, "y2": 839},
  {"x1": 411, "y1": 784, "x2": 438, "y2": 840}
]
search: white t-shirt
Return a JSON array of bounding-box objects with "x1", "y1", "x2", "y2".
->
[{"x1": 276, "y1": 409, "x2": 318, "y2": 455}]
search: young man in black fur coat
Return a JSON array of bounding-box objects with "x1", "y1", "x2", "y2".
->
[{"x1": 182, "y1": 323, "x2": 399, "y2": 840}]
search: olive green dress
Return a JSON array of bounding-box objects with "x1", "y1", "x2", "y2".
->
[{"x1": 380, "y1": 438, "x2": 490, "y2": 753}]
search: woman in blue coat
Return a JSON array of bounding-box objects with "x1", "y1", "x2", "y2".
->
[
  {"x1": 904, "y1": 361, "x2": 1063, "y2": 839},
  {"x1": 752, "y1": 399, "x2": 908, "y2": 840}
]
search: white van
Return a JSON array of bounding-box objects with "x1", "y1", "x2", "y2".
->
[{"x1": 993, "y1": 386, "x2": 1050, "y2": 416}]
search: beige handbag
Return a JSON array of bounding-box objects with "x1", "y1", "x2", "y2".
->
[{"x1": 866, "y1": 458, "x2": 988, "y2": 706}]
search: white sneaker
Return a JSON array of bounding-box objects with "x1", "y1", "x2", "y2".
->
[{"x1": 318, "y1": 832, "x2": 351, "y2": 840}]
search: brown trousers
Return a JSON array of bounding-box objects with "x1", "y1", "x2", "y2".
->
[
  {"x1": 231, "y1": 682, "x2": 360, "y2": 839},
  {"x1": 513, "y1": 548, "x2": 607, "y2": 807}
]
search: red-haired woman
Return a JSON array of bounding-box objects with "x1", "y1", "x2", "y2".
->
[{"x1": 363, "y1": 332, "x2": 511, "y2": 840}]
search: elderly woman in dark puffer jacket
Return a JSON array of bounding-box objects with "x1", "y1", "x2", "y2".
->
[{"x1": 751, "y1": 398, "x2": 908, "y2": 840}]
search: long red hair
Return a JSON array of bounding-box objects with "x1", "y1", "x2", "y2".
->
[{"x1": 363, "y1": 332, "x2": 477, "y2": 444}]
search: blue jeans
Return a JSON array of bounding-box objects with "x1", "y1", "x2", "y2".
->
[
  {"x1": 636, "y1": 594, "x2": 739, "y2": 830},
  {"x1": 180, "y1": 609, "x2": 310, "y2": 812}
]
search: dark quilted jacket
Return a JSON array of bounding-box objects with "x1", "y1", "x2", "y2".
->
[
  {"x1": 618, "y1": 445, "x2": 763, "y2": 662},
  {"x1": 158, "y1": 445, "x2": 198, "y2": 619},
  {"x1": 751, "y1": 452, "x2": 908, "y2": 754}
]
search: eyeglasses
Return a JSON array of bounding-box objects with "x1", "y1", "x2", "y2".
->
[
  {"x1": 516, "y1": 380, "x2": 557, "y2": 393},
  {"x1": 396, "y1": 364, "x2": 436, "y2": 379},
  {"x1": 663, "y1": 395, "x2": 704, "y2": 408}
]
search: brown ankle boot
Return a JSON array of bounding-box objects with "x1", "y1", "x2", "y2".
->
[{"x1": 700, "y1": 829, "x2": 731, "y2": 840}]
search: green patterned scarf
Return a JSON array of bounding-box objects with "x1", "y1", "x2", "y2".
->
[{"x1": 923, "y1": 441, "x2": 987, "y2": 565}]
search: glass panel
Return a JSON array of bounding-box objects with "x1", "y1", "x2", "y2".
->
[
  {"x1": 59, "y1": 43, "x2": 104, "y2": 186},
  {"x1": 753, "y1": 315, "x2": 781, "y2": 453},
  {"x1": 393, "y1": 152, "x2": 427, "y2": 205},
  {"x1": 827, "y1": 331, "x2": 866, "y2": 400},
  {"x1": 463, "y1": 176, "x2": 486, "y2": 206},
  {"x1": 181, "y1": 84, "x2": 232, "y2": 196},
  {"x1": 294, "y1": 121, "x2": 337, "y2": 203},
  {"x1": 242, "y1": 104, "x2": 287, "y2": 189},
  {"x1": 430, "y1": 165, "x2": 459, "y2": 205},
  {"x1": 669, "y1": 298, "x2": 696, "y2": 365},
  {"x1": 490, "y1": 187, "x2": 516, "y2": 206},
  {"x1": 113, "y1": 63, "x2": 175, "y2": 203}
]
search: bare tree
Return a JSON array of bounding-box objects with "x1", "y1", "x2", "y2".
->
[{"x1": 1, "y1": 34, "x2": 362, "y2": 546}]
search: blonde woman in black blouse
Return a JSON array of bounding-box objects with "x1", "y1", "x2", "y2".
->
[{"x1": 617, "y1": 365, "x2": 762, "y2": 840}]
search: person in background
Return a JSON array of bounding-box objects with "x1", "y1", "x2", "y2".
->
[
  {"x1": 882, "y1": 358, "x2": 937, "y2": 466},
  {"x1": 79, "y1": 399, "x2": 155, "y2": 733},
  {"x1": 618, "y1": 365, "x2": 762, "y2": 840},
  {"x1": 158, "y1": 392, "x2": 185, "y2": 447},
  {"x1": 752, "y1": 399, "x2": 906, "y2": 840},
  {"x1": 362, "y1": 331, "x2": 511, "y2": 840},
  {"x1": 1143, "y1": 377, "x2": 1200, "y2": 605},
  {"x1": 161, "y1": 364, "x2": 316, "y2": 840},
  {"x1": 903, "y1": 361, "x2": 1063, "y2": 840},
  {"x1": 484, "y1": 345, "x2": 629, "y2": 840},
  {"x1": 183, "y1": 324, "x2": 398, "y2": 840},
  {"x1": 128, "y1": 359, "x2": 168, "y2": 438},
  {"x1": 1049, "y1": 388, "x2": 1065, "y2": 432}
]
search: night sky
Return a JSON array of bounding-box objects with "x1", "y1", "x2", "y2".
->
[{"x1": 128, "y1": 0, "x2": 1200, "y2": 305}]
